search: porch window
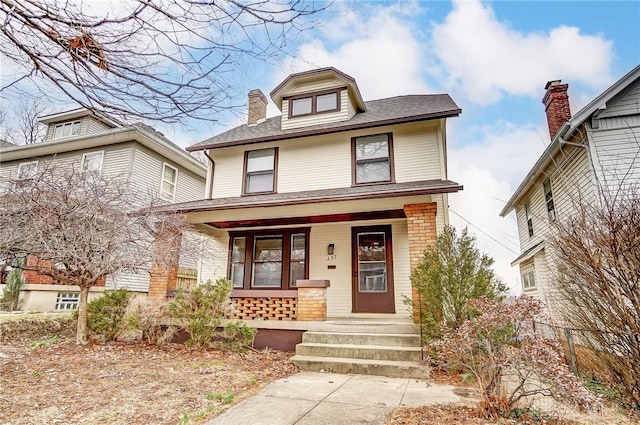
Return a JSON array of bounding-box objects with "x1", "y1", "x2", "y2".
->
[
  {"x1": 228, "y1": 229, "x2": 308, "y2": 290},
  {"x1": 243, "y1": 148, "x2": 277, "y2": 194},
  {"x1": 352, "y1": 133, "x2": 394, "y2": 185},
  {"x1": 543, "y1": 178, "x2": 556, "y2": 221}
]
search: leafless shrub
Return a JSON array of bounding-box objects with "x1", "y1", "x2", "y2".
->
[
  {"x1": 550, "y1": 189, "x2": 640, "y2": 408},
  {"x1": 127, "y1": 299, "x2": 176, "y2": 345},
  {"x1": 430, "y1": 296, "x2": 600, "y2": 419}
]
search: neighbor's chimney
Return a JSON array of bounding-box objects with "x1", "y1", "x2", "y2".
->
[
  {"x1": 247, "y1": 89, "x2": 267, "y2": 125},
  {"x1": 542, "y1": 80, "x2": 571, "y2": 140}
]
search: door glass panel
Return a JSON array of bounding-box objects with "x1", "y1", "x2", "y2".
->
[
  {"x1": 252, "y1": 235, "x2": 283, "y2": 287},
  {"x1": 357, "y1": 232, "x2": 387, "y2": 292}
]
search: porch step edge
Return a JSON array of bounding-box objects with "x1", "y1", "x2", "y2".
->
[{"x1": 290, "y1": 355, "x2": 429, "y2": 379}]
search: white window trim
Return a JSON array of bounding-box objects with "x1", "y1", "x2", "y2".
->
[
  {"x1": 522, "y1": 270, "x2": 536, "y2": 291},
  {"x1": 160, "y1": 162, "x2": 178, "y2": 200},
  {"x1": 81, "y1": 150, "x2": 104, "y2": 173},
  {"x1": 53, "y1": 120, "x2": 82, "y2": 139},
  {"x1": 17, "y1": 160, "x2": 39, "y2": 179}
]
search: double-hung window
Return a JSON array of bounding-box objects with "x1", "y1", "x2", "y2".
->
[
  {"x1": 81, "y1": 151, "x2": 104, "y2": 173},
  {"x1": 229, "y1": 229, "x2": 308, "y2": 290},
  {"x1": 16, "y1": 161, "x2": 38, "y2": 188},
  {"x1": 525, "y1": 202, "x2": 534, "y2": 237},
  {"x1": 352, "y1": 133, "x2": 394, "y2": 185},
  {"x1": 543, "y1": 178, "x2": 556, "y2": 221},
  {"x1": 244, "y1": 148, "x2": 277, "y2": 194},
  {"x1": 522, "y1": 271, "x2": 536, "y2": 290},
  {"x1": 160, "y1": 163, "x2": 178, "y2": 200},
  {"x1": 53, "y1": 121, "x2": 82, "y2": 139},
  {"x1": 288, "y1": 90, "x2": 340, "y2": 118}
]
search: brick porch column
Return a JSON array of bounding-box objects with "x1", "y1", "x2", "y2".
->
[
  {"x1": 148, "y1": 226, "x2": 181, "y2": 302},
  {"x1": 296, "y1": 280, "x2": 330, "y2": 321},
  {"x1": 404, "y1": 202, "x2": 438, "y2": 323}
]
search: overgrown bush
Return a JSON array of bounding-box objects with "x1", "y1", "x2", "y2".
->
[
  {"x1": 218, "y1": 321, "x2": 256, "y2": 353},
  {"x1": 168, "y1": 278, "x2": 255, "y2": 351},
  {"x1": 430, "y1": 296, "x2": 600, "y2": 419},
  {"x1": 127, "y1": 299, "x2": 176, "y2": 345},
  {"x1": 0, "y1": 268, "x2": 25, "y2": 311},
  {"x1": 409, "y1": 225, "x2": 507, "y2": 342},
  {"x1": 80, "y1": 289, "x2": 131, "y2": 341}
]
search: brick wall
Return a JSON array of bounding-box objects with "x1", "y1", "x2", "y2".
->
[
  {"x1": 148, "y1": 227, "x2": 181, "y2": 302},
  {"x1": 21, "y1": 255, "x2": 106, "y2": 287},
  {"x1": 404, "y1": 202, "x2": 438, "y2": 322},
  {"x1": 297, "y1": 288, "x2": 328, "y2": 321}
]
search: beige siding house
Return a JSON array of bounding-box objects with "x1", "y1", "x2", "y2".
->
[
  {"x1": 0, "y1": 109, "x2": 207, "y2": 311},
  {"x1": 153, "y1": 67, "x2": 462, "y2": 348},
  {"x1": 500, "y1": 65, "x2": 640, "y2": 318}
]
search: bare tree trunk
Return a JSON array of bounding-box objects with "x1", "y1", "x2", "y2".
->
[{"x1": 76, "y1": 286, "x2": 90, "y2": 345}]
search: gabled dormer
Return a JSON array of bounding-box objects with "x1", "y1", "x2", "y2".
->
[
  {"x1": 270, "y1": 67, "x2": 367, "y2": 130},
  {"x1": 39, "y1": 108, "x2": 119, "y2": 142}
]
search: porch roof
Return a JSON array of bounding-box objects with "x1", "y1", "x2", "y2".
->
[{"x1": 162, "y1": 179, "x2": 462, "y2": 214}]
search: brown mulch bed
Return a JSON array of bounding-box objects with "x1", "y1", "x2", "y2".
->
[{"x1": 0, "y1": 338, "x2": 298, "y2": 424}]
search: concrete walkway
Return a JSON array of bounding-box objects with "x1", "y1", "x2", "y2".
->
[{"x1": 206, "y1": 371, "x2": 463, "y2": 425}]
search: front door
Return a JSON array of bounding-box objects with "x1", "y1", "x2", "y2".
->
[{"x1": 352, "y1": 225, "x2": 395, "y2": 313}]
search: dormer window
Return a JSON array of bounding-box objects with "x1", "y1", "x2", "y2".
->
[
  {"x1": 288, "y1": 89, "x2": 340, "y2": 118},
  {"x1": 53, "y1": 121, "x2": 82, "y2": 139}
]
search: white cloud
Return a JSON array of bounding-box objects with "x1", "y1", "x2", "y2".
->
[{"x1": 431, "y1": 0, "x2": 614, "y2": 105}]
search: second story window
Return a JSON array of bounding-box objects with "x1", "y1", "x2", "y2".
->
[
  {"x1": 525, "y1": 202, "x2": 534, "y2": 237},
  {"x1": 81, "y1": 151, "x2": 104, "y2": 173},
  {"x1": 543, "y1": 178, "x2": 556, "y2": 221},
  {"x1": 53, "y1": 121, "x2": 82, "y2": 139},
  {"x1": 160, "y1": 163, "x2": 178, "y2": 200},
  {"x1": 352, "y1": 133, "x2": 394, "y2": 185},
  {"x1": 244, "y1": 148, "x2": 277, "y2": 195},
  {"x1": 288, "y1": 90, "x2": 340, "y2": 118}
]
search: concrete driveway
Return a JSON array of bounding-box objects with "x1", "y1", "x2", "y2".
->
[{"x1": 206, "y1": 371, "x2": 463, "y2": 425}]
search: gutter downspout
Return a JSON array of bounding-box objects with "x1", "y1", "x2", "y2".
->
[{"x1": 204, "y1": 149, "x2": 215, "y2": 199}]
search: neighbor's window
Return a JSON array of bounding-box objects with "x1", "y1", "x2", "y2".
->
[
  {"x1": 543, "y1": 178, "x2": 556, "y2": 221},
  {"x1": 525, "y1": 202, "x2": 534, "y2": 237},
  {"x1": 55, "y1": 292, "x2": 80, "y2": 310},
  {"x1": 522, "y1": 271, "x2": 536, "y2": 290},
  {"x1": 53, "y1": 121, "x2": 82, "y2": 139},
  {"x1": 81, "y1": 151, "x2": 104, "y2": 173},
  {"x1": 229, "y1": 229, "x2": 308, "y2": 290},
  {"x1": 289, "y1": 90, "x2": 340, "y2": 118},
  {"x1": 352, "y1": 133, "x2": 394, "y2": 184},
  {"x1": 16, "y1": 161, "x2": 38, "y2": 187},
  {"x1": 160, "y1": 163, "x2": 178, "y2": 199},
  {"x1": 244, "y1": 148, "x2": 276, "y2": 194}
]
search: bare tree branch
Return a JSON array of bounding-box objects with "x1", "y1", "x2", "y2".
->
[{"x1": 0, "y1": 0, "x2": 328, "y2": 123}]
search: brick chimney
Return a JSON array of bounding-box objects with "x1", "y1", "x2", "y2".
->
[
  {"x1": 542, "y1": 80, "x2": 571, "y2": 140},
  {"x1": 247, "y1": 89, "x2": 267, "y2": 125}
]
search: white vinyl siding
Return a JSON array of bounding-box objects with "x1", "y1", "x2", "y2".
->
[
  {"x1": 130, "y1": 146, "x2": 205, "y2": 204},
  {"x1": 106, "y1": 272, "x2": 150, "y2": 292},
  {"x1": 102, "y1": 146, "x2": 133, "y2": 178},
  {"x1": 308, "y1": 219, "x2": 411, "y2": 318},
  {"x1": 591, "y1": 126, "x2": 640, "y2": 192},
  {"x1": 598, "y1": 84, "x2": 640, "y2": 118},
  {"x1": 210, "y1": 122, "x2": 443, "y2": 198}
]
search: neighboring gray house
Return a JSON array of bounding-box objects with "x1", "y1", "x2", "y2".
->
[
  {"x1": 0, "y1": 108, "x2": 207, "y2": 311},
  {"x1": 500, "y1": 65, "x2": 640, "y2": 317}
]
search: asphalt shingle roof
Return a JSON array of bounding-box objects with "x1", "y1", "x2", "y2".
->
[
  {"x1": 187, "y1": 94, "x2": 460, "y2": 151},
  {"x1": 162, "y1": 179, "x2": 463, "y2": 213}
]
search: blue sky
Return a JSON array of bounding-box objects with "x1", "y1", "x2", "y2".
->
[{"x1": 159, "y1": 0, "x2": 638, "y2": 292}]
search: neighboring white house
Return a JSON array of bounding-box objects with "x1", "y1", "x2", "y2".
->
[
  {"x1": 500, "y1": 65, "x2": 640, "y2": 317},
  {"x1": 152, "y1": 67, "x2": 463, "y2": 339},
  {"x1": 0, "y1": 108, "x2": 207, "y2": 311}
]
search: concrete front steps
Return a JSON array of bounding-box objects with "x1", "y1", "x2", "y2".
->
[{"x1": 290, "y1": 321, "x2": 429, "y2": 379}]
